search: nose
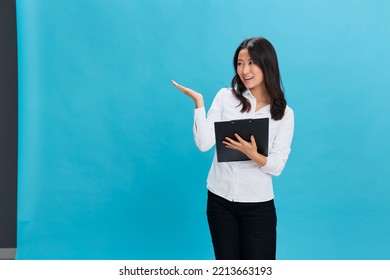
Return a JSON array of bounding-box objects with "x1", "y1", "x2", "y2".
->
[{"x1": 242, "y1": 64, "x2": 250, "y2": 74}]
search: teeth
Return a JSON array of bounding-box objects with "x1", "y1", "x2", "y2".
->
[{"x1": 244, "y1": 77, "x2": 253, "y2": 80}]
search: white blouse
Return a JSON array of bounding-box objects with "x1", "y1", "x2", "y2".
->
[{"x1": 193, "y1": 88, "x2": 294, "y2": 202}]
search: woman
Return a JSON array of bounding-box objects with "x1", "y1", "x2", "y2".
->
[{"x1": 172, "y1": 37, "x2": 294, "y2": 260}]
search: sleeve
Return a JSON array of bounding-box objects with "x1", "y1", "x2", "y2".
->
[
  {"x1": 260, "y1": 107, "x2": 295, "y2": 176},
  {"x1": 193, "y1": 88, "x2": 225, "y2": 152}
]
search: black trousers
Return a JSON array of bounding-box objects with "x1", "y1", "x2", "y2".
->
[{"x1": 207, "y1": 190, "x2": 277, "y2": 260}]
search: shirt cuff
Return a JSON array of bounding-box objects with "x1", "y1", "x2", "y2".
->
[
  {"x1": 194, "y1": 106, "x2": 206, "y2": 121},
  {"x1": 259, "y1": 156, "x2": 284, "y2": 176}
]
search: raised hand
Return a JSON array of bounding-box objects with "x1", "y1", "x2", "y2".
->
[{"x1": 172, "y1": 80, "x2": 204, "y2": 108}]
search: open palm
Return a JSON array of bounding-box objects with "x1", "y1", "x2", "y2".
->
[{"x1": 172, "y1": 80, "x2": 204, "y2": 108}]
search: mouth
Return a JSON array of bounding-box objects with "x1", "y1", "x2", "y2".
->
[{"x1": 243, "y1": 76, "x2": 254, "y2": 81}]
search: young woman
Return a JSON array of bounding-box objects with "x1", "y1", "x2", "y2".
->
[{"x1": 172, "y1": 37, "x2": 294, "y2": 260}]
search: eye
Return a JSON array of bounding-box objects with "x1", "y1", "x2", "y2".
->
[
  {"x1": 237, "y1": 62, "x2": 242, "y2": 66},
  {"x1": 249, "y1": 61, "x2": 253, "y2": 65}
]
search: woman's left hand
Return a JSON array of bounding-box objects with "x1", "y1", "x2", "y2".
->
[{"x1": 223, "y1": 134, "x2": 258, "y2": 160}]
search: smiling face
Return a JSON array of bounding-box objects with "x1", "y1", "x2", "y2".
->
[{"x1": 237, "y1": 48, "x2": 265, "y2": 93}]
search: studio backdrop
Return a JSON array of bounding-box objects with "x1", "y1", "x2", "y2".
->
[{"x1": 16, "y1": 0, "x2": 390, "y2": 259}]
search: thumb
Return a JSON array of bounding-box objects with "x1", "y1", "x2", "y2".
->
[{"x1": 250, "y1": 135, "x2": 256, "y2": 145}]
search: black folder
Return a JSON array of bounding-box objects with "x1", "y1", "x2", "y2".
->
[{"x1": 214, "y1": 118, "x2": 269, "y2": 162}]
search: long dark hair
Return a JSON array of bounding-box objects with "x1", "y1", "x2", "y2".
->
[{"x1": 231, "y1": 37, "x2": 286, "y2": 120}]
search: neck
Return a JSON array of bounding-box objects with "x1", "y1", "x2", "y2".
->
[{"x1": 250, "y1": 85, "x2": 270, "y2": 104}]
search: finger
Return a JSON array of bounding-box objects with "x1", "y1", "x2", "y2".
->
[
  {"x1": 222, "y1": 140, "x2": 236, "y2": 147},
  {"x1": 234, "y1": 133, "x2": 246, "y2": 143},
  {"x1": 250, "y1": 135, "x2": 258, "y2": 147},
  {"x1": 172, "y1": 80, "x2": 188, "y2": 91},
  {"x1": 224, "y1": 142, "x2": 239, "y2": 150},
  {"x1": 173, "y1": 84, "x2": 185, "y2": 92},
  {"x1": 225, "y1": 137, "x2": 239, "y2": 145},
  {"x1": 171, "y1": 80, "x2": 181, "y2": 88},
  {"x1": 225, "y1": 145, "x2": 238, "y2": 150},
  {"x1": 250, "y1": 135, "x2": 255, "y2": 143}
]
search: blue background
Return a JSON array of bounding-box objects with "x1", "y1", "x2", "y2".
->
[{"x1": 16, "y1": 0, "x2": 390, "y2": 259}]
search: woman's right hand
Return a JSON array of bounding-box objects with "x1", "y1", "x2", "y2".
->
[{"x1": 172, "y1": 80, "x2": 204, "y2": 108}]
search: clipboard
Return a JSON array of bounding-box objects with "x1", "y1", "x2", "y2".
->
[{"x1": 214, "y1": 118, "x2": 269, "y2": 162}]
